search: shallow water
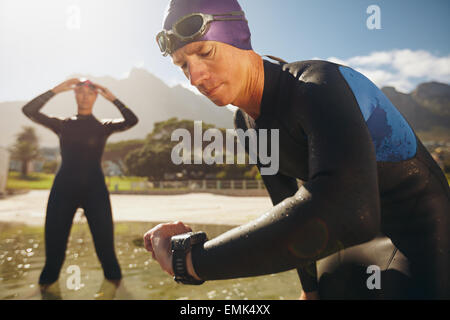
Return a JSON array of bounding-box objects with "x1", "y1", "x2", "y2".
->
[{"x1": 0, "y1": 221, "x2": 301, "y2": 300}]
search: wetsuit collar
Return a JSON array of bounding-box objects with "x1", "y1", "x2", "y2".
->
[
  {"x1": 76, "y1": 113, "x2": 94, "y2": 120},
  {"x1": 256, "y1": 59, "x2": 283, "y2": 126}
]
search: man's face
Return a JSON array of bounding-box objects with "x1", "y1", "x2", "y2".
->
[
  {"x1": 75, "y1": 85, "x2": 98, "y2": 111},
  {"x1": 171, "y1": 41, "x2": 244, "y2": 106}
]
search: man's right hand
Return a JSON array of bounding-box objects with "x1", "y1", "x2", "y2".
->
[{"x1": 51, "y1": 78, "x2": 80, "y2": 94}]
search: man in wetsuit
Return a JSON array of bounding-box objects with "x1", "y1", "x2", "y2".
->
[
  {"x1": 145, "y1": 0, "x2": 449, "y2": 299},
  {"x1": 22, "y1": 78, "x2": 139, "y2": 288}
]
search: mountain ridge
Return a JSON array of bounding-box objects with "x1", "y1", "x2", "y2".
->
[
  {"x1": 0, "y1": 68, "x2": 234, "y2": 148},
  {"x1": 1, "y1": 68, "x2": 448, "y2": 148}
]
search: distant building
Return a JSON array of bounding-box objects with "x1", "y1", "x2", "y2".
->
[
  {"x1": 9, "y1": 147, "x2": 59, "y2": 173},
  {"x1": 0, "y1": 147, "x2": 10, "y2": 196},
  {"x1": 164, "y1": 173, "x2": 177, "y2": 180},
  {"x1": 431, "y1": 148, "x2": 445, "y2": 171},
  {"x1": 103, "y1": 161, "x2": 123, "y2": 176}
]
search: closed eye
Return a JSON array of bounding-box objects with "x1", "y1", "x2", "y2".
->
[{"x1": 200, "y1": 50, "x2": 212, "y2": 57}]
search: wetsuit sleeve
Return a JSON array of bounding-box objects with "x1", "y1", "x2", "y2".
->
[
  {"x1": 22, "y1": 90, "x2": 63, "y2": 134},
  {"x1": 261, "y1": 172, "x2": 319, "y2": 292},
  {"x1": 103, "y1": 99, "x2": 139, "y2": 135},
  {"x1": 191, "y1": 79, "x2": 381, "y2": 281},
  {"x1": 234, "y1": 108, "x2": 319, "y2": 291}
]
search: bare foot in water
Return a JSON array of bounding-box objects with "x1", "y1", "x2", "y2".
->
[{"x1": 299, "y1": 290, "x2": 320, "y2": 300}]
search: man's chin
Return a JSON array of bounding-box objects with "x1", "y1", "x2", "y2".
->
[
  {"x1": 207, "y1": 96, "x2": 230, "y2": 107},
  {"x1": 212, "y1": 101, "x2": 228, "y2": 107}
]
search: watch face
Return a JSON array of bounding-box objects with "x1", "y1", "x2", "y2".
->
[
  {"x1": 172, "y1": 235, "x2": 189, "y2": 251},
  {"x1": 172, "y1": 232, "x2": 195, "y2": 250},
  {"x1": 190, "y1": 232, "x2": 207, "y2": 245},
  {"x1": 171, "y1": 232, "x2": 207, "y2": 251}
]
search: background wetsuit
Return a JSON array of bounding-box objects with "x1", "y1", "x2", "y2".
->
[
  {"x1": 22, "y1": 90, "x2": 138, "y2": 284},
  {"x1": 191, "y1": 59, "x2": 450, "y2": 299}
]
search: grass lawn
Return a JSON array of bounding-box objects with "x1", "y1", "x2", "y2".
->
[
  {"x1": 7, "y1": 172, "x2": 148, "y2": 192},
  {"x1": 7, "y1": 172, "x2": 55, "y2": 190}
]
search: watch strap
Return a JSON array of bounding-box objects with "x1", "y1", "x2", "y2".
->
[
  {"x1": 172, "y1": 249, "x2": 204, "y2": 285},
  {"x1": 171, "y1": 232, "x2": 207, "y2": 285}
]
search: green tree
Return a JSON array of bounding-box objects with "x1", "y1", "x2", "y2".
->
[
  {"x1": 103, "y1": 139, "x2": 145, "y2": 175},
  {"x1": 125, "y1": 143, "x2": 176, "y2": 180},
  {"x1": 125, "y1": 118, "x2": 258, "y2": 181},
  {"x1": 42, "y1": 160, "x2": 58, "y2": 174},
  {"x1": 9, "y1": 126, "x2": 40, "y2": 177}
]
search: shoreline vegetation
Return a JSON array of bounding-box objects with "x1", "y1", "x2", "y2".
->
[
  {"x1": 5, "y1": 172, "x2": 270, "y2": 197},
  {"x1": 6, "y1": 172, "x2": 147, "y2": 191},
  {"x1": 7, "y1": 171, "x2": 450, "y2": 191}
]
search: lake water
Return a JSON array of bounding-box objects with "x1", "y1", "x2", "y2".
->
[{"x1": 0, "y1": 221, "x2": 301, "y2": 300}]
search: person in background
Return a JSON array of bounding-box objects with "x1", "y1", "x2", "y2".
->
[{"x1": 23, "y1": 79, "x2": 138, "y2": 290}]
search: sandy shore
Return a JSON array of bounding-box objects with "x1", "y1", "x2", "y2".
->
[{"x1": 0, "y1": 190, "x2": 273, "y2": 226}]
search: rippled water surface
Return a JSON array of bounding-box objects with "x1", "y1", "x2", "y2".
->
[{"x1": 0, "y1": 222, "x2": 301, "y2": 300}]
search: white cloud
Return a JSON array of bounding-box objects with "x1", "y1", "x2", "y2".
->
[
  {"x1": 320, "y1": 49, "x2": 450, "y2": 92},
  {"x1": 347, "y1": 51, "x2": 393, "y2": 67}
]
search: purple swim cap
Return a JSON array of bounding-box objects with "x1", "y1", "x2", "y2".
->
[{"x1": 163, "y1": 0, "x2": 252, "y2": 53}]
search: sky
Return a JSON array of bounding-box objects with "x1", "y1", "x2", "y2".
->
[{"x1": 0, "y1": 0, "x2": 449, "y2": 102}]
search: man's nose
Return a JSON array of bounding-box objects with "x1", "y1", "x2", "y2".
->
[{"x1": 188, "y1": 62, "x2": 209, "y2": 88}]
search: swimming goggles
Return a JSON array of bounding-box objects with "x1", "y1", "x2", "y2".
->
[
  {"x1": 76, "y1": 80, "x2": 97, "y2": 91},
  {"x1": 156, "y1": 11, "x2": 247, "y2": 56}
]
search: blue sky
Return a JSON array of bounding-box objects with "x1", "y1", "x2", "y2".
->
[{"x1": 1, "y1": 0, "x2": 449, "y2": 101}]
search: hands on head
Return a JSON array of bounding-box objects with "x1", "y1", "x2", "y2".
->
[
  {"x1": 51, "y1": 78, "x2": 117, "y2": 101},
  {"x1": 94, "y1": 83, "x2": 117, "y2": 102},
  {"x1": 143, "y1": 221, "x2": 201, "y2": 280},
  {"x1": 51, "y1": 78, "x2": 81, "y2": 94}
]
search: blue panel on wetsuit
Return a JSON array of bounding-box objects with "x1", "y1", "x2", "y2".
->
[{"x1": 338, "y1": 66, "x2": 417, "y2": 162}]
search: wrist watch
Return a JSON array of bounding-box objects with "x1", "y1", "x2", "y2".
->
[{"x1": 171, "y1": 231, "x2": 207, "y2": 285}]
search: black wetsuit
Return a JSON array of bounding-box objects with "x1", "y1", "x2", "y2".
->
[
  {"x1": 191, "y1": 59, "x2": 450, "y2": 299},
  {"x1": 22, "y1": 90, "x2": 138, "y2": 284}
]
